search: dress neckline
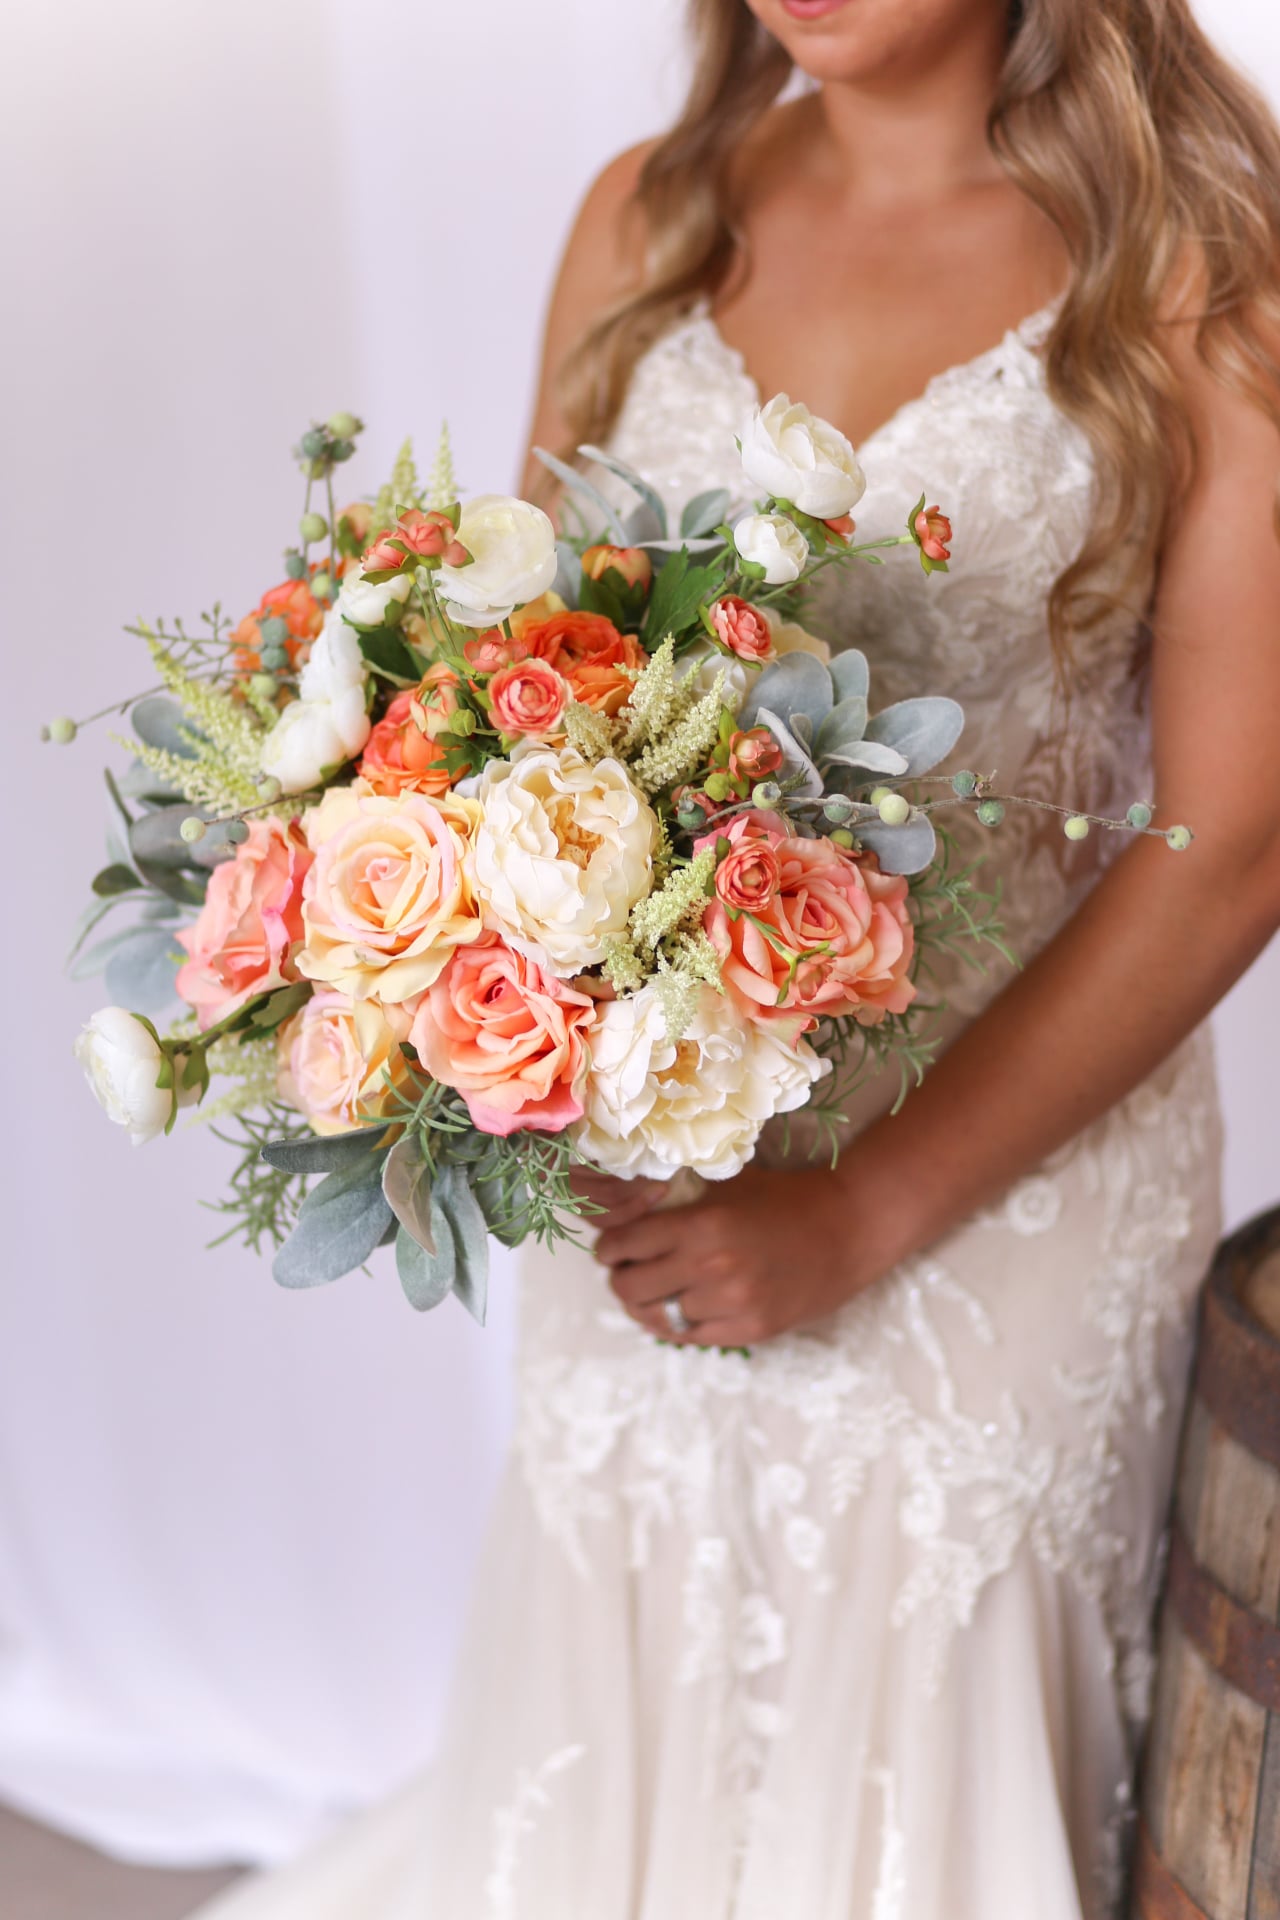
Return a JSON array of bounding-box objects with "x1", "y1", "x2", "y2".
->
[{"x1": 693, "y1": 299, "x2": 1061, "y2": 456}]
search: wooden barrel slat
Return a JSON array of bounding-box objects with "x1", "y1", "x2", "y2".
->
[{"x1": 1134, "y1": 1207, "x2": 1280, "y2": 1920}]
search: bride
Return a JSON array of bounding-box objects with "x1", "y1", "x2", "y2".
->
[{"x1": 199, "y1": 1, "x2": 1280, "y2": 1915}]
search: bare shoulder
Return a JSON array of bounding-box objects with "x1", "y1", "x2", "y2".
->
[{"x1": 554, "y1": 139, "x2": 659, "y2": 317}]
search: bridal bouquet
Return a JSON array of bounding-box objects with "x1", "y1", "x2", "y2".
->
[{"x1": 58, "y1": 399, "x2": 1187, "y2": 1320}]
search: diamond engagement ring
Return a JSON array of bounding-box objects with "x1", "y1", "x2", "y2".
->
[{"x1": 661, "y1": 1296, "x2": 692, "y2": 1338}]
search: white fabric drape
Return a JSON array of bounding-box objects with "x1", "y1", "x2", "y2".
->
[{"x1": 0, "y1": 0, "x2": 1274, "y2": 1872}]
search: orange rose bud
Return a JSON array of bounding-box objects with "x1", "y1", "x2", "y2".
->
[
  {"x1": 581, "y1": 544, "x2": 653, "y2": 593},
  {"x1": 823, "y1": 514, "x2": 856, "y2": 539}
]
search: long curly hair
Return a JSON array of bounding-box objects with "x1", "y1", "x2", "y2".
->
[{"x1": 557, "y1": 0, "x2": 1280, "y2": 654}]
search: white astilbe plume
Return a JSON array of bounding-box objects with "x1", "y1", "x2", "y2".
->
[
  {"x1": 614, "y1": 635, "x2": 685, "y2": 756},
  {"x1": 562, "y1": 698, "x2": 616, "y2": 763},
  {"x1": 630, "y1": 670, "x2": 727, "y2": 795},
  {"x1": 116, "y1": 629, "x2": 266, "y2": 811},
  {"x1": 427, "y1": 421, "x2": 458, "y2": 510}
]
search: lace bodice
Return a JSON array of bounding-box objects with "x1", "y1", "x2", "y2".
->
[{"x1": 607, "y1": 304, "x2": 1154, "y2": 1020}]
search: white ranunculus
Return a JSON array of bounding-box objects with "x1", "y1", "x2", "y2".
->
[
  {"x1": 674, "y1": 639, "x2": 751, "y2": 713},
  {"x1": 337, "y1": 562, "x2": 414, "y2": 630},
  {"x1": 734, "y1": 511, "x2": 809, "y2": 586},
  {"x1": 434, "y1": 494, "x2": 557, "y2": 628},
  {"x1": 74, "y1": 1007, "x2": 197, "y2": 1146},
  {"x1": 740, "y1": 393, "x2": 866, "y2": 520},
  {"x1": 260, "y1": 611, "x2": 372, "y2": 794},
  {"x1": 575, "y1": 985, "x2": 829, "y2": 1181},
  {"x1": 471, "y1": 746, "x2": 658, "y2": 974}
]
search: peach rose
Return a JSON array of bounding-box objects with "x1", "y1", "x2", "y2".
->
[
  {"x1": 700, "y1": 814, "x2": 915, "y2": 1029},
  {"x1": 409, "y1": 934, "x2": 595, "y2": 1136},
  {"x1": 489, "y1": 658, "x2": 568, "y2": 736},
  {"x1": 581, "y1": 544, "x2": 653, "y2": 592},
  {"x1": 709, "y1": 596, "x2": 774, "y2": 662},
  {"x1": 409, "y1": 661, "x2": 463, "y2": 742},
  {"x1": 297, "y1": 785, "x2": 483, "y2": 1002},
  {"x1": 714, "y1": 838, "x2": 782, "y2": 914},
  {"x1": 277, "y1": 989, "x2": 413, "y2": 1136},
  {"x1": 562, "y1": 657, "x2": 638, "y2": 716},
  {"x1": 462, "y1": 630, "x2": 532, "y2": 674},
  {"x1": 175, "y1": 817, "x2": 311, "y2": 1030},
  {"x1": 358, "y1": 690, "x2": 454, "y2": 798}
]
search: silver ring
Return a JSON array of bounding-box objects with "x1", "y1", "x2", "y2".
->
[{"x1": 661, "y1": 1295, "x2": 692, "y2": 1338}]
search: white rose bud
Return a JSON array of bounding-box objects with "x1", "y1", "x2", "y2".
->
[
  {"x1": 733, "y1": 511, "x2": 809, "y2": 586},
  {"x1": 434, "y1": 494, "x2": 558, "y2": 628},
  {"x1": 337, "y1": 562, "x2": 413, "y2": 630},
  {"x1": 739, "y1": 393, "x2": 866, "y2": 519},
  {"x1": 74, "y1": 1008, "x2": 197, "y2": 1146},
  {"x1": 260, "y1": 612, "x2": 372, "y2": 795}
]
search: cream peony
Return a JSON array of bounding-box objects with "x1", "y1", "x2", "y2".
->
[
  {"x1": 260, "y1": 610, "x2": 372, "y2": 795},
  {"x1": 739, "y1": 393, "x2": 866, "y2": 519},
  {"x1": 765, "y1": 608, "x2": 832, "y2": 664},
  {"x1": 733, "y1": 511, "x2": 809, "y2": 586},
  {"x1": 336, "y1": 561, "x2": 414, "y2": 630},
  {"x1": 471, "y1": 746, "x2": 659, "y2": 974},
  {"x1": 297, "y1": 785, "x2": 483, "y2": 1001},
  {"x1": 574, "y1": 984, "x2": 829, "y2": 1181},
  {"x1": 74, "y1": 1007, "x2": 198, "y2": 1146},
  {"x1": 434, "y1": 494, "x2": 558, "y2": 628}
]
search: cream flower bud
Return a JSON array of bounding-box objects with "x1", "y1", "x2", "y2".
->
[
  {"x1": 434, "y1": 494, "x2": 558, "y2": 628},
  {"x1": 74, "y1": 1008, "x2": 197, "y2": 1147},
  {"x1": 337, "y1": 561, "x2": 414, "y2": 630},
  {"x1": 739, "y1": 394, "x2": 866, "y2": 519},
  {"x1": 260, "y1": 613, "x2": 372, "y2": 795},
  {"x1": 733, "y1": 512, "x2": 809, "y2": 586}
]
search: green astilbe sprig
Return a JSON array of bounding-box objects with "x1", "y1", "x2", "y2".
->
[
  {"x1": 117, "y1": 628, "x2": 266, "y2": 811},
  {"x1": 630, "y1": 668, "x2": 729, "y2": 796},
  {"x1": 614, "y1": 635, "x2": 685, "y2": 757},
  {"x1": 562, "y1": 697, "x2": 616, "y2": 764},
  {"x1": 629, "y1": 847, "x2": 716, "y2": 953},
  {"x1": 426, "y1": 422, "x2": 458, "y2": 512}
]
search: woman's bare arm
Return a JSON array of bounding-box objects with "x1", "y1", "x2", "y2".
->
[{"x1": 598, "y1": 317, "x2": 1280, "y2": 1345}]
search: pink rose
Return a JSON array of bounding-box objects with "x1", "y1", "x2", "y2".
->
[
  {"x1": 489, "y1": 658, "x2": 568, "y2": 736},
  {"x1": 702, "y1": 824, "x2": 915, "y2": 1030},
  {"x1": 709, "y1": 595, "x2": 774, "y2": 662},
  {"x1": 409, "y1": 934, "x2": 595, "y2": 1135},
  {"x1": 728, "y1": 726, "x2": 784, "y2": 782},
  {"x1": 463, "y1": 629, "x2": 531, "y2": 674},
  {"x1": 176, "y1": 817, "x2": 311, "y2": 1030},
  {"x1": 277, "y1": 989, "x2": 413, "y2": 1135}
]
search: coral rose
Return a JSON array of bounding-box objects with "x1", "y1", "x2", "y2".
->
[
  {"x1": 359, "y1": 690, "x2": 454, "y2": 798},
  {"x1": 714, "y1": 838, "x2": 781, "y2": 914},
  {"x1": 463, "y1": 630, "x2": 531, "y2": 674},
  {"x1": 709, "y1": 596, "x2": 774, "y2": 663},
  {"x1": 728, "y1": 727, "x2": 784, "y2": 782},
  {"x1": 277, "y1": 989, "x2": 414, "y2": 1136},
  {"x1": 489, "y1": 658, "x2": 568, "y2": 736},
  {"x1": 175, "y1": 817, "x2": 311, "y2": 1029},
  {"x1": 913, "y1": 505, "x2": 953, "y2": 565},
  {"x1": 699, "y1": 814, "x2": 915, "y2": 1029},
  {"x1": 297, "y1": 786, "x2": 483, "y2": 1002},
  {"x1": 409, "y1": 934, "x2": 595, "y2": 1136}
]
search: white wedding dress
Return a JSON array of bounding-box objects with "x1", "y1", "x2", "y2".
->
[{"x1": 197, "y1": 305, "x2": 1222, "y2": 1920}]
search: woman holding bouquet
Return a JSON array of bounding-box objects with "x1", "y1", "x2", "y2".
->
[{"x1": 199, "y1": 0, "x2": 1280, "y2": 1915}]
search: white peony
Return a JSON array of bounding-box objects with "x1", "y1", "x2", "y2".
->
[
  {"x1": 733, "y1": 511, "x2": 809, "y2": 586},
  {"x1": 739, "y1": 393, "x2": 866, "y2": 520},
  {"x1": 471, "y1": 746, "x2": 659, "y2": 974},
  {"x1": 337, "y1": 561, "x2": 414, "y2": 630},
  {"x1": 674, "y1": 639, "x2": 751, "y2": 713},
  {"x1": 74, "y1": 1007, "x2": 198, "y2": 1146},
  {"x1": 434, "y1": 494, "x2": 558, "y2": 628},
  {"x1": 260, "y1": 611, "x2": 372, "y2": 795},
  {"x1": 575, "y1": 985, "x2": 829, "y2": 1181}
]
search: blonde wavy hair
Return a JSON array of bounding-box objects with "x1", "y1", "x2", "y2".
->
[{"x1": 558, "y1": 0, "x2": 1280, "y2": 654}]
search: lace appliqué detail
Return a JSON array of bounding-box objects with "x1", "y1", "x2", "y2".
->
[{"x1": 485, "y1": 1745, "x2": 586, "y2": 1920}]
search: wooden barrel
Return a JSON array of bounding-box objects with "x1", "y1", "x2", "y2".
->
[{"x1": 1132, "y1": 1206, "x2": 1280, "y2": 1920}]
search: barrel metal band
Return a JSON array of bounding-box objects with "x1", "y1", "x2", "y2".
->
[
  {"x1": 1167, "y1": 1525, "x2": 1280, "y2": 1715},
  {"x1": 1197, "y1": 1224, "x2": 1280, "y2": 1472},
  {"x1": 1131, "y1": 1821, "x2": 1211, "y2": 1920}
]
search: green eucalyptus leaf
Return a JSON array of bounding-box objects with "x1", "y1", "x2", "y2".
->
[
  {"x1": 854, "y1": 812, "x2": 938, "y2": 876},
  {"x1": 381, "y1": 1135, "x2": 435, "y2": 1248},
  {"x1": 92, "y1": 863, "x2": 142, "y2": 897},
  {"x1": 131, "y1": 695, "x2": 204, "y2": 759},
  {"x1": 260, "y1": 1126, "x2": 390, "y2": 1176},
  {"x1": 272, "y1": 1157, "x2": 394, "y2": 1288}
]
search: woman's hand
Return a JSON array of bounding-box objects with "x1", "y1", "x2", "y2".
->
[{"x1": 592, "y1": 1162, "x2": 885, "y2": 1349}]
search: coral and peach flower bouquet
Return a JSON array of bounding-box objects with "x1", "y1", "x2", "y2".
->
[{"x1": 56, "y1": 400, "x2": 1187, "y2": 1321}]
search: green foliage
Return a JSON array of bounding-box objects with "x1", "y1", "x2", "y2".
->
[
  {"x1": 641, "y1": 548, "x2": 727, "y2": 651},
  {"x1": 205, "y1": 1105, "x2": 315, "y2": 1254}
]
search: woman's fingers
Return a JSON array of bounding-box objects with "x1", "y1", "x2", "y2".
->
[{"x1": 594, "y1": 1209, "x2": 691, "y2": 1272}]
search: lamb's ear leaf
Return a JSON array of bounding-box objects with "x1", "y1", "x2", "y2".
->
[
  {"x1": 756, "y1": 707, "x2": 824, "y2": 799},
  {"x1": 680, "y1": 488, "x2": 731, "y2": 539},
  {"x1": 863, "y1": 696, "x2": 965, "y2": 778},
  {"x1": 261, "y1": 1126, "x2": 389, "y2": 1176},
  {"x1": 381, "y1": 1135, "x2": 435, "y2": 1247},
  {"x1": 436, "y1": 1164, "x2": 490, "y2": 1326},
  {"x1": 738, "y1": 652, "x2": 833, "y2": 733},
  {"x1": 577, "y1": 444, "x2": 670, "y2": 543},
  {"x1": 820, "y1": 739, "x2": 911, "y2": 778},
  {"x1": 396, "y1": 1221, "x2": 455, "y2": 1312},
  {"x1": 623, "y1": 500, "x2": 665, "y2": 545},
  {"x1": 272, "y1": 1158, "x2": 394, "y2": 1289},
  {"x1": 829, "y1": 649, "x2": 870, "y2": 706},
  {"x1": 854, "y1": 812, "x2": 938, "y2": 876},
  {"x1": 103, "y1": 926, "x2": 184, "y2": 1015},
  {"x1": 814, "y1": 693, "x2": 869, "y2": 756},
  {"x1": 552, "y1": 540, "x2": 581, "y2": 609},
  {"x1": 532, "y1": 447, "x2": 630, "y2": 544}
]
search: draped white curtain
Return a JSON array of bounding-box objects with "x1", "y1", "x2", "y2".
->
[{"x1": 0, "y1": 0, "x2": 1274, "y2": 1871}]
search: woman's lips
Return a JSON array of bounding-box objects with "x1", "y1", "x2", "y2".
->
[{"x1": 779, "y1": 0, "x2": 852, "y2": 19}]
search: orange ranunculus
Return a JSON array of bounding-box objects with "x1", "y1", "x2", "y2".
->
[
  {"x1": 561, "y1": 658, "x2": 637, "y2": 716},
  {"x1": 358, "y1": 689, "x2": 455, "y2": 798},
  {"x1": 520, "y1": 609, "x2": 645, "y2": 676},
  {"x1": 232, "y1": 576, "x2": 326, "y2": 673}
]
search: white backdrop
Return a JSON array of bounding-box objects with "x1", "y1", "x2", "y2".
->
[{"x1": 0, "y1": 0, "x2": 1275, "y2": 1871}]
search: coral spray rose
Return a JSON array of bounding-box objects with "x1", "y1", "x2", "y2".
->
[
  {"x1": 358, "y1": 689, "x2": 454, "y2": 798},
  {"x1": 698, "y1": 812, "x2": 915, "y2": 1029},
  {"x1": 728, "y1": 727, "x2": 784, "y2": 782},
  {"x1": 409, "y1": 934, "x2": 595, "y2": 1136},
  {"x1": 709, "y1": 596, "x2": 774, "y2": 663},
  {"x1": 175, "y1": 816, "x2": 311, "y2": 1028},
  {"x1": 489, "y1": 658, "x2": 569, "y2": 736},
  {"x1": 913, "y1": 505, "x2": 953, "y2": 566},
  {"x1": 409, "y1": 661, "x2": 462, "y2": 741},
  {"x1": 581, "y1": 545, "x2": 653, "y2": 592},
  {"x1": 463, "y1": 630, "x2": 531, "y2": 674}
]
